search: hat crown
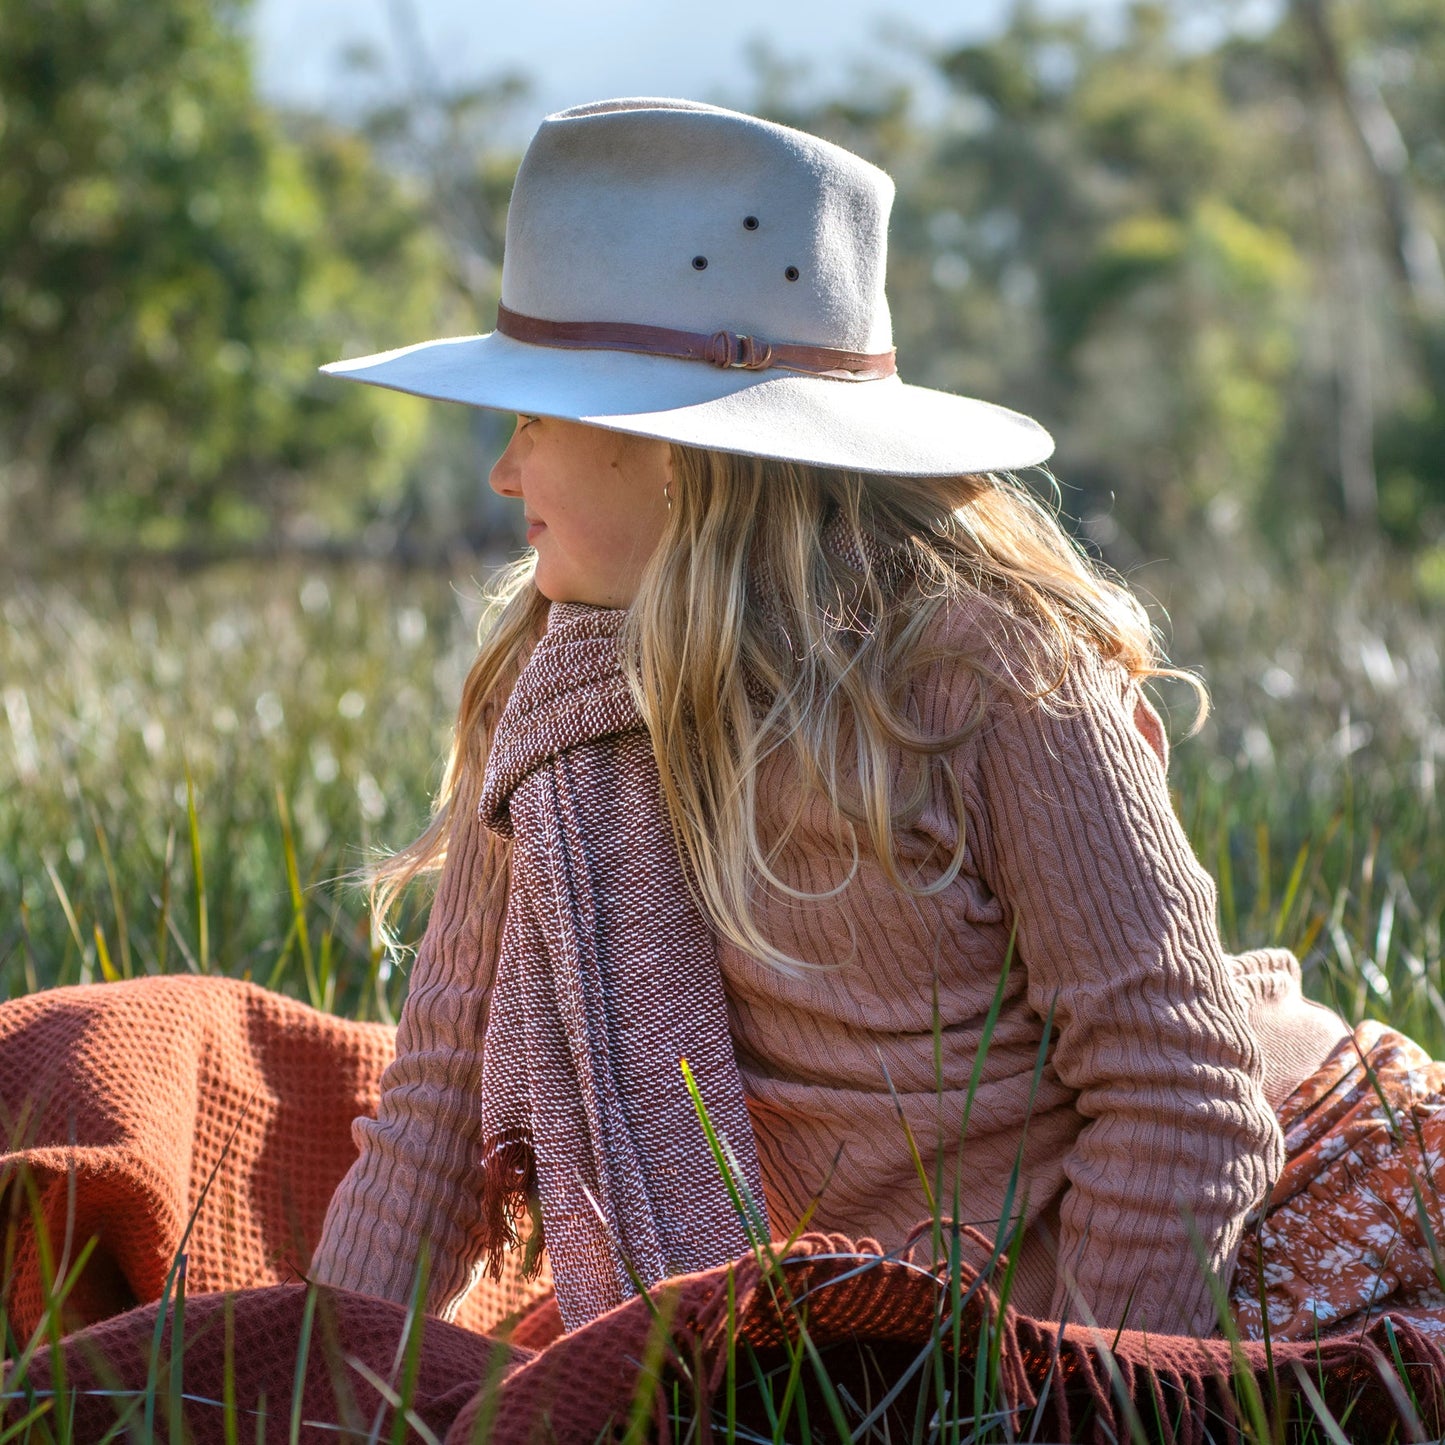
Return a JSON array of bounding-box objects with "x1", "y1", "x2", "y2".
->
[{"x1": 500, "y1": 99, "x2": 895, "y2": 353}]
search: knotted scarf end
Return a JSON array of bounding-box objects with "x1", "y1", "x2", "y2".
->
[{"x1": 479, "y1": 1128, "x2": 547, "y2": 1282}]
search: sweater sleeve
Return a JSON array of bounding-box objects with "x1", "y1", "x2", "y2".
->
[
  {"x1": 967, "y1": 647, "x2": 1284, "y2": 1336},
  {"x1": 308, "y1": 787, "x2": 502, "y2": 1319}
]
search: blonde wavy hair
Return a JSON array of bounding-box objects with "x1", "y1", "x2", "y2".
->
[{"x1": 374, "y1": 444, "x2": 1200, "y2": 970}]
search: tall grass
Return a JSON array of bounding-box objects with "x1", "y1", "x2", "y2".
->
[
  {"x1": 1152, "y1": 543, "x2": 1443, "y2": 1046},
  {"x1": 0, "y1": 561, "x2": 501, "y2": 1020},
  {"x1": 1, "y1": 547, "x2": 1439, "y2": 1042},
  {"x1": 0, "y1": 546, "x2": 1440, "y2": 1439}
]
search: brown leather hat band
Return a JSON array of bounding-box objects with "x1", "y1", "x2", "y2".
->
[{"x1": 495, "y1": 302, "x2": 896, "y2": 382}]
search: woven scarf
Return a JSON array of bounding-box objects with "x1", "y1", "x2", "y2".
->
[{"x1": 475, "y1": 602, "x2": 768, "y2": 1331}]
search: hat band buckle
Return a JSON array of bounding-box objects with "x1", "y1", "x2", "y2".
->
[{"x1": 707, "y1": 330, "x2": 772, "y2": 370}]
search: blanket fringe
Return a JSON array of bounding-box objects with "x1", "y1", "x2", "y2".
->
[{"x1": 479, "y1": 1128, "x2": 546, "y2": 1281}]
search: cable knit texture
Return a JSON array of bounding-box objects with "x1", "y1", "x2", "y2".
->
[
  {"x1": 314, "y1": 594, "x2": 1338, "y2": 1337},
  {"x1": 313, "y1": 603, "x2": 764, "y2": 1332}
]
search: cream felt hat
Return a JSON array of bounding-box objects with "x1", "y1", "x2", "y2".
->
[{"x1": 323, "y1": 97, "x2": 1053, "y2": 476}]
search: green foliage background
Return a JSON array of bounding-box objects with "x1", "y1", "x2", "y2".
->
[
  {"x1": 0, "y1": 0, "x2": 455, "y2": 545},
  {"x1": 6, "y1": 0, "x2": 1445, "y2": 561}
]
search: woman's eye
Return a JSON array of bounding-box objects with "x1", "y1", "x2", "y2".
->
[{"x1": 515, "y1": 414, "x2": 537, "y2": 432}]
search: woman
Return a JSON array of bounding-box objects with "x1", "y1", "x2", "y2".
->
[
  {"x1": 4, "y1": 102, "x2": 1434, "y2": 1404},
  {"x1": 300, "y1": 97, "x2": 1405, "y2": 1346}
]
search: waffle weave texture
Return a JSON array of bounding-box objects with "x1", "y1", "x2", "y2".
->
[{"x1": 0, "y1": 973, "x2": 546, "y2": 1338}]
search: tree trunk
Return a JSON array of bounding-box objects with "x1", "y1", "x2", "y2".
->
[{"x1": 1291, "y1": 0, "x2": 1445, "y2": 320}]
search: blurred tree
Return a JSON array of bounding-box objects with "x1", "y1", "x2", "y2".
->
[
  {"x1": 333, "y1": 2, "x2": 530, "y2": 551},
  {"x1": 917, "y1": 6, "x2": 1310, "y2": 551},
  {"x1": 1296, "y1": 0, "x2": 1445, "y2": 551},
  {"x1": 0, "y1": 0, "x2": 449, "y2": 548},
  {"x1": 752, "y1": 0, "x2": 1445, "y2": 561},
  {"x1": 6, "y1": 0, "x2": 1443, "y2": 565}
]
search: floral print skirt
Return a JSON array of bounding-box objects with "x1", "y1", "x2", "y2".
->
[{"x1": 1231, "y1": 1021, "x2": 1445, "y2": 1340}]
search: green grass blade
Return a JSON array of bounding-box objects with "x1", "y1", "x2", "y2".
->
[
  {"x1": 619, "y1": 1288, "x2": 678, "y2": 1445},
  {"x1": 386, "y1": 1248, "x2": 430, "y2": 1445},
  {"x1": 459, "y1": 1334, "x2": 516, "y2": 1445},
  {"x1": 88, "y1": 803, "x2": 131, "y2": 979},
  {"x1": 680, "y1": 1058, "x2": 768, "y2": 1253},
  {"x1": 765, "y1": 1315, "x2": 806, "y2": 1445},
  {"x1": 792, "y1": 1317, "x2": 855, "y2": 1445},
  {"x1": 341, "y1": 1356, "x2": 444, "y2": 1445},
  {"x1": 1288, "y1": 1359, "x2": 1351, "y2": 1445},
  {"x1": 943, "y1": 929, "x2": 1015, "y2": 1264},
  {"x1": 155, "y1": 824, "x2": 176, "y2": 975},
  {"x1": 223, "y1": 1291, "x2": 238, "y2": 1445},
  {"x1": 1181, "y1": 1208, "x2": 1271, "y2": 1445},
  {"x1": 273, "y1": 785, "x2": 319, "y2": 1007},
  {"x1": 874, "y1": 1047, "x2": 935, "y2": 1219},
  {"x1": 0, "y1": 1184, "x2": 101, "y2": 1427},
  {"x1": 287, "y1": 1284, "x2": 318, "y2": 1445},
  {"x1": 184, "y1": 764, "x2": 209, "y2": 973},
  {"x1": 168, "y1": 1253, "x2": 188, "y2": 1445},
  {"x1": 145, "y1": 1092, "x2": 258, "y2": 1434},
  {"x1": 92, "y1": 924, "x2": 119, "y2": 985},
  {"x1": 1379, "y1": 1315, "x2": 1428, "y2": 1443},
  {"x1": 42, "y1": 862, "x2": 86, "y2": 974},
  {"x1": 1272, "y1": 841, "x2": 1311, "y2": 946},
  {"x1": 0, "y1": 1399, "x2": 54, "y2": 1443}
]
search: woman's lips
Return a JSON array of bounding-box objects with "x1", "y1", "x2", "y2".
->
[{"x1": 526, "y1": 520, "x2": 546, "y2": 544}]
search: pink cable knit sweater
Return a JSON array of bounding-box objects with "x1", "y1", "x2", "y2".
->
[{"x1": 311, "y1": 598, "x2": 1348, "y2": 1336}]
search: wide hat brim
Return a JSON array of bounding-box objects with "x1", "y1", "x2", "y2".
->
[{"x1": 322, "y1": 330, "x2": 1053, "y2": 477}]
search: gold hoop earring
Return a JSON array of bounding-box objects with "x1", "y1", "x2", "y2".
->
[{"x1": 663, "y1": 479, "x2": 673, "y2": 512}]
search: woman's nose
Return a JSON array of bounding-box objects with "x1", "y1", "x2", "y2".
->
[{"x1": 489, "y1": 435, "x2": 522, "y2": 498}]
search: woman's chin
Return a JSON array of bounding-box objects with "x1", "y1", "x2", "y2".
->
[
  {"x1": 531, "y1": 575, "x2": 621, "y2": 609},
  {"x1": 533, "y1": 571, "x2": 601, "y2": 608}
]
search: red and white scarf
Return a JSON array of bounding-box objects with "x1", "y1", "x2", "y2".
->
[{"x1": 475, "y1": 603, "x2": 767, "y2": 1330}]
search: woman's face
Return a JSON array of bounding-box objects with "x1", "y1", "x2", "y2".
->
[{"x1": 489, "y1": 415, "x2": 673, "y2": 608}]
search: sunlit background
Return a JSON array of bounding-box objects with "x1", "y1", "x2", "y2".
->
[
  {"x1": 252, "y1": 0, "x2": 1287, "y2": 128},
  {"x1": 1, "y1": 0, "x2": 1441, "y2": 1036}
]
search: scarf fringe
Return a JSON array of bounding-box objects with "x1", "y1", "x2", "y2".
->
[{"x1": 479, "y1": 1129, "x2": 546, "y2": 1281}]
